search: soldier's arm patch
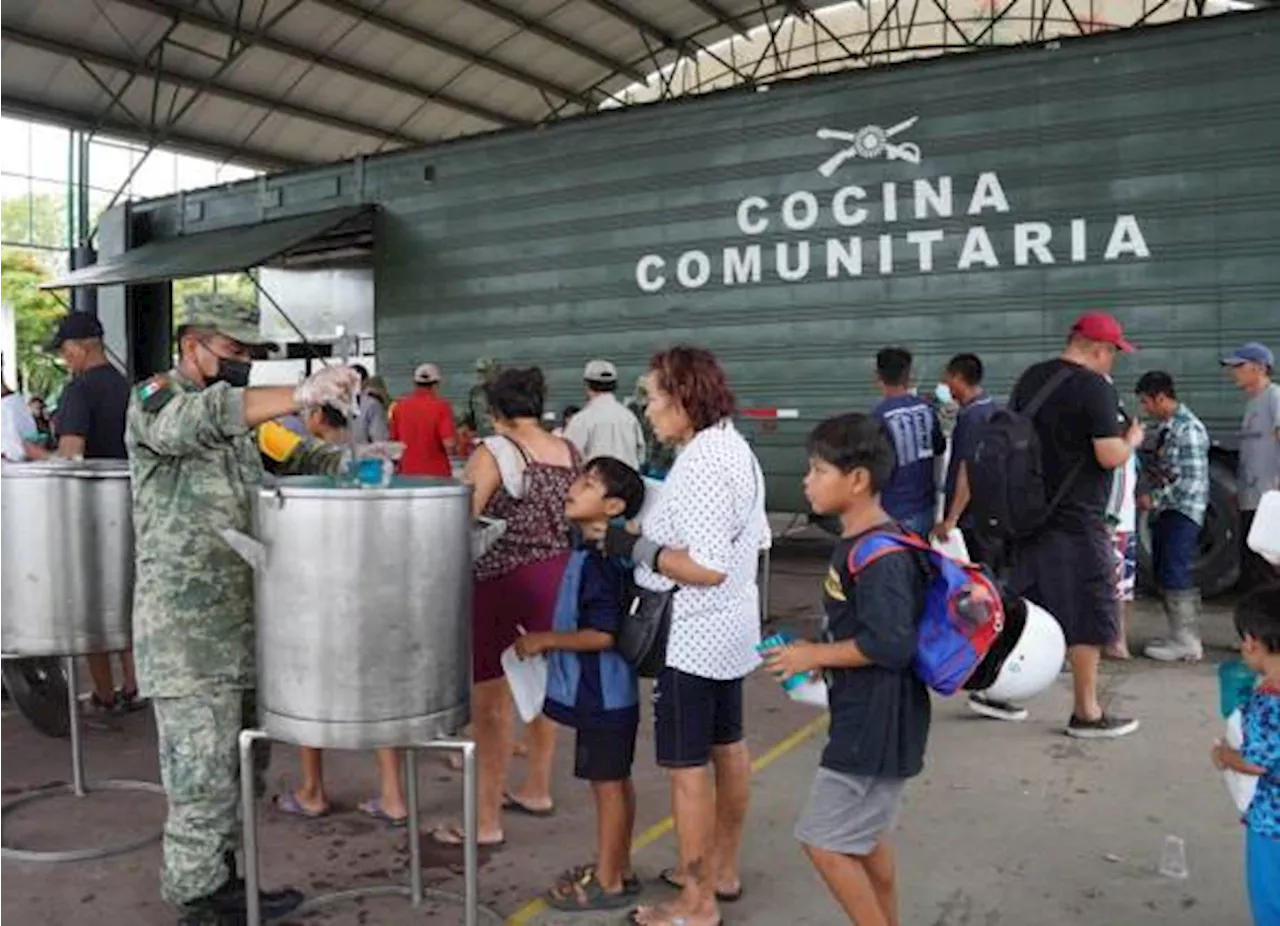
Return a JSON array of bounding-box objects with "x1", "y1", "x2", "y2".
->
[
  {"x1": 136, "y1": 375, "x2": 174, "y2": 413},
  {"x1": 258, "y1": 420, "x2": 303, "y2": 464}
]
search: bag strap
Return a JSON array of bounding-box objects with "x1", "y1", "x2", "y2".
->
[
  {"x1": 1015, "y1": 366, "x2": 1087, "y2": 525},
  {"x1": 846, "y1": 528, "x2": 923, "y2": 577},
  {"x1": 1019, "y1": 365, "x2": 1078, "y2": 419}
]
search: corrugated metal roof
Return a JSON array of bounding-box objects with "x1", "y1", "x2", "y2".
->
[
  {"x1": 0, "y1": 0, "x2": 844, "y2": 169},
  {"x1": 0, "y1": 0, "x2": 1248, "y2": 173}
]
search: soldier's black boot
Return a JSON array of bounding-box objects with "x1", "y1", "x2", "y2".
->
[{"x1": 176, "y1": 870, "x2": 304, "y2": 925}]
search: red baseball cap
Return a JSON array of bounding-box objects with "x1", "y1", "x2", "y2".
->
[{"x1": 1070, "y1": 312, "x2": 1135, "y2": 353}]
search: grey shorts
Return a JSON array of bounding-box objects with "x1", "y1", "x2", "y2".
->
[{"x1": 794, "y1": 767, "x2": 906, "y2": 857}]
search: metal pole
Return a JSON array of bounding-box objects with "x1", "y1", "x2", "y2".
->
[
  {"x1": 65, "y1": 657, "x2": 85, "y2": 797},
  {"x1": 405, "y1": 749, "x2": 423, "y2": 906},
  {"x1": 462, "y1": 741, "x2": 478, "y2": 926},
  {"x1": 239, "y1": 729, "x2": 264, "y2": 926}
]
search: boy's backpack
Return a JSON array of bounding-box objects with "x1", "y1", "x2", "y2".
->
[
  {"x1": 848, "y1": 531, "x2": 1005, "y2": 696},
  {"x1": 968, "y1": 366, "x2": 1082, "y2": 538}
]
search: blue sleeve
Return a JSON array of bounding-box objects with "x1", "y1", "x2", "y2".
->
[
  {"x1": 1242, "y1": 694, "x2": 1280, "y2": 776},
  {"x1": 932, "y1": 408, "x2": 946, "y2": 456},
  {"x1": 850, "y1": 551, "x2": 921, "y2": 670},
  {"x1": 579, "y1": 555, "x2": 624, "y2": 637},
  {"x1": 55, "y1": 379, "x2": 90, "y2": 439}
]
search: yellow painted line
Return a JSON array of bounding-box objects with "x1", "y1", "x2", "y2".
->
[{"x1": 506, "y1": 713, "x2": 828, "y2": 925}]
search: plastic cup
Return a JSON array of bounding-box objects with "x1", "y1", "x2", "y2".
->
[
  {"x1": 1218, "y1": 659, "x2": 1258, "y2": 719},
  {"x1": 757, "y1": 632, "x2": 809, "y2": 692}
]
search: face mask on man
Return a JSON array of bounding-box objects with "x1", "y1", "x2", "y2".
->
[
  {"x1": 934, "y1": 382, "x2": 954, "y2": 406},
  {"x1": 198, "y1": 340, "x2": 252, "y2": 388},
  {"x1": 212, "y1": 357, "x2": 252, "y2": 388}
]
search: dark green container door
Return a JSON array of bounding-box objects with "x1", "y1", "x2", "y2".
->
[{"x1": 374, "y1": 13, "x2": 1280, "y2": 511}]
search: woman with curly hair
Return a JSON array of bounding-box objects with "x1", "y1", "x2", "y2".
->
[{"x1": 602, "y1": 346, "x2": 768, "y2": 926}]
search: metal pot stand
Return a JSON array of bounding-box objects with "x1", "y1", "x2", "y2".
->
[
  {"x1": 239, "y1": 729, "x2": 503, "y2": 926},
  {"x1": 1, "y1": 656, "x2": 165, "y2": 863}
]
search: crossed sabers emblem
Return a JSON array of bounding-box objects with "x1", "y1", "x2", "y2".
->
[{"x1": 815, "y1": 116, "x2": 921, "y2": 176}]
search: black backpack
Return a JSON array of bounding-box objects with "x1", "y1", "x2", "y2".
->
[{"x1": 969, "y1": 366, "x2": 1083, "y2": 538}]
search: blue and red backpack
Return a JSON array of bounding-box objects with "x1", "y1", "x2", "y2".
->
[{"x1": 847, "y1": 531, "x2": 1005, "y2": 696}]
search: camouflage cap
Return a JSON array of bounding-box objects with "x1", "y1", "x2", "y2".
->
[{"x1": 181, "y1": 293, "x2": 278, "y2": 355}]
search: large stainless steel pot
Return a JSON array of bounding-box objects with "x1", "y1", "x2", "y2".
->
[
  {"x1": 2, "y1": 460, "x2": 134, "y2": 656},
  {"x1": 221, "y1": 476, "x2": 472, "y2": 750}
]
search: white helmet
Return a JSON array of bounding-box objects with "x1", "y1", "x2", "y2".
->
[{"x1": 980, "y1": 600, "x2": 1066, "y2": 703}]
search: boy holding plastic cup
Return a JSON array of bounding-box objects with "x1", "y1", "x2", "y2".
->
[
  {"x1": 763, "y1": 414, "x2": 931, "y2": 926},
  {"x1": 513, "y1": 457, "x2": 646, "y2": 911},
  {"x1": 1211, "y1": 586, "x2": 1280, "y2": 925}
]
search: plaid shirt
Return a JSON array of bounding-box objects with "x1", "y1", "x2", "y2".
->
[{"x1": 1152, "y1": 403, "x2": 1211, "y2": 526}]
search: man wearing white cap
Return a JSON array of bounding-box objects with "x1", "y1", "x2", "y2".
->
[
  {"x1": 389, "y1": 363, "x2": 457, "y2": 478},
  {"x1": 564, "y1": 359, "x2": 646, "y2": 469}
]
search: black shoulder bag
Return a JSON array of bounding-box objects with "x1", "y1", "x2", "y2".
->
[{"x1": 616, "y1": 462, "x2": 763, "y2": 678}]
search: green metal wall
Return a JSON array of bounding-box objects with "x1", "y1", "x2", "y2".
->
[{"x1": 134, "y1": 12, "x2": 1280, "y2": 512}]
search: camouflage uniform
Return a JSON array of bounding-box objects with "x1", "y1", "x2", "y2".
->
[{"x1": 127, "y1": 367, "x2": 340, "y2": 906}]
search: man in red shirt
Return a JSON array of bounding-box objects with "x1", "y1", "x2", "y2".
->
[{"x1": 390, "y1": 363, "x2": 458, "y2": 477}]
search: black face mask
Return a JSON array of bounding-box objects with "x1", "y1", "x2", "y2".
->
[{"x1": 212, "y1": 357, "x2": 252, "y2": 388}]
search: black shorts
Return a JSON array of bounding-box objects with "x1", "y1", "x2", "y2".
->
[
  {"x1": 574, "y1": 724, "x2": 638, "y2": 782},
  {"x1": 654, "y1": 667, "x2": 745, "y2": 768},
  {"x1": 1012, "y1": 524, "x2": 1118, "y2": 647}
]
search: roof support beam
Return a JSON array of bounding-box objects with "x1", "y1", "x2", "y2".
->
[
  {"x1": 0, "y1": 94, "x2": 306, "y2": 170},
  {"x1": 686, "y1": 0, "x2": 753, "y2": 37},
  {"x1": 108, "y1": 0, "x2": 526, "y2": 128},
  {"x1": 454, "y1": 0, "x2": 648, "y2": 82},
  {"x1": 306, "y1": 0, "x2": 598, "y2": 108},
  {"x1": 2, "y1": 25, "x2": 428, "y2": 148},
  {"x1": 580, "y1": 0, "x2": 758, "y2": 84}
]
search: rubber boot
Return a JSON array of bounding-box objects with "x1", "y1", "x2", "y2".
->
[
  {"x1": 1144, "y1": 589, "x2": 1204, "y2": 663},
  {"x1": 1143, "y1": 590, "x2": 1177, "y2": 651}
]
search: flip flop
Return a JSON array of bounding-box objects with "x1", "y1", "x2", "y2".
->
[
  {"x1": 545, "y1": 868, "x2": 630, "y2": 911},
  {"x1": 501, "y1": 792, "x2": 555, "y2": 817},
  {"x1": 272, "y1": 792, "x2": 329, "y2": 819},
  {"x1": 429, "y1": 822, "x2": 506, "y2": 848},
  {"x1": 659, "y1": 867, "x2": 743, "y2": 903},
  {"x1": 555, "y1": 863, "x2": 642, "y2": 896},
  {"x1": 627, "y1": 907, "x2": 724, "y2": 926},
  {"x1": 358, "y1": 797, "x2": 407, "y2": 828}
]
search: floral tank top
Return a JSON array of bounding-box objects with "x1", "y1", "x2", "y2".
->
[{"x1": 474, "y1": 436, "x2": 581, "y2": 583}]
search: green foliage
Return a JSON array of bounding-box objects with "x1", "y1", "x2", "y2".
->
[
  {"x1": 173, "y1": 274, "x2": 258, "y2": 325},
  {"x1": 1, "y1": 192, "x2": 69, "y2": 251},
  {"x1": 1, "y1": 249, "x2": 68, "y2": 398}
]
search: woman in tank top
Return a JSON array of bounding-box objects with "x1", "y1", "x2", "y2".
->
[{"x1": 432, "y1": 366, "x2": 581, "y2": 848}]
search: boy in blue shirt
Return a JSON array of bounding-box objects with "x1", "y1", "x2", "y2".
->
[
  {"x1": 514, "y1": 456, "x2": 645, "y2": 911},
  {"x1": 1211, "y1": 586, "x2": 1280, "y2": 925},
  {"x1": 764, "y1": 413, "x2": 931, "y2": 926},
  {"x1": 870, "y1": 347, "x2": 946, "y2": 537}
]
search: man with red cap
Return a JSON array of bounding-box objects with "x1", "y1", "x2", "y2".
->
[{"x1": 970, "y1": 312, "x2": 1145, "y2": 738}]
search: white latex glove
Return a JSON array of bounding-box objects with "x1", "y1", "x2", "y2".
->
[
  {"x1": 294, "y1": 366, "x2": 361, "y2": 411},
  {"x1": 358, "y1": 441, "x2": 406, "y2": 462}
]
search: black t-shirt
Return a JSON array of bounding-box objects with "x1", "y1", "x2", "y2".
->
[
  {"x1": 1009, "y1": 358, "x2": 1120, "y2": 532},
  {"x1": 55, "y1": 362, "x2": 130, "y2": 459},
  {"x1": 820, "y1": 527, "x2": 931, "y2": 779}
]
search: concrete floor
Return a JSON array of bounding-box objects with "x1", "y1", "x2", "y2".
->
[{"x1": 1, "y1": 538, "x2": 1255, "y2": 926}]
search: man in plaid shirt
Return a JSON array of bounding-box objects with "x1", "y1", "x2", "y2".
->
[{"x1": 1135, "y1": 371, "x2": 1211, "y2": 662}]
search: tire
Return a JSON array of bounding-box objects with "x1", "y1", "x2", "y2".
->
[
  {"x1": 1, "y1": 657, "x2": 71, "y2": 739},
  {"x1": 1136, "y1": 460, "x2": 1240, "y2": 599}
]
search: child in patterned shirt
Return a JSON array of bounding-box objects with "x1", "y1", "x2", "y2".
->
[{"x1": 1212, "y1": 586, "x2": 1280, "y2": 925}]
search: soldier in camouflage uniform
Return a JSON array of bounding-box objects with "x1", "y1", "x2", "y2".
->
[{"x1": 126, "y1": 306, "x2": 361, "y2": 926}]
